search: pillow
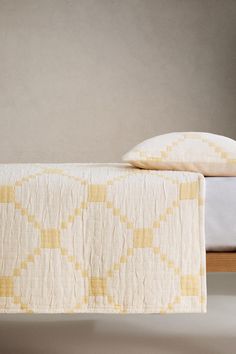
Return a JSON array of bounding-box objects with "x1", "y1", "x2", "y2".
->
[{"x1": 122, "y1": 132, "x2": 236, "y2": 176}]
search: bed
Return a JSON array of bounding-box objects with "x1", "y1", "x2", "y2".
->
[
  {"x1": 205, "y1": 177, "x2": 236, "y2": 272},
  {"x1": 0, "y1": 163, "x2": 235, "y2": 314},
  {"x1": 122, "y1": 131, "x2": 236, "y2": 274}
]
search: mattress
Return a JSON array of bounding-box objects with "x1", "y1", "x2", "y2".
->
[{"x1": 205, "y1": 177, "x2": 236, "y2": 251}]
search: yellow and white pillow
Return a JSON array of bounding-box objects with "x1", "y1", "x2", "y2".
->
[{"x1": 123, "y1": 132, "x2": 236, "y2": 176}]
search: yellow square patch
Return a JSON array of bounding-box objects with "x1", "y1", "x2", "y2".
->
[
  {"x1": 0, "y1": 277, "x2": 13, "y2": 297},
  {"x1": 133, "y1": 228, "x2": 153, "y2": 248},
  {"x1": 44, "y1": 168, "x2": 64, "y2": 174},
  {"x1": 0, "y1": 186, "x2": 14, "y2": 203},
  {"x1": 88, "y1": 184, "x2": 107, "y2": 202},
  {"x1": 89, "y1": 277, "x2": 107, "y2": 296},
  {"x1": 181, "y1": 275, "x2": 200, "y2": 296},
  {"x1": 41, "y1": 229, "x2": 60, "y2": 248},
  {"x1": 180, "y1": 182, "x2": 198, "y2": 200}
]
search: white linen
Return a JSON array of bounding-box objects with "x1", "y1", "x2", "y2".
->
[{"x1": 205, "y1": 177, "x2": 236, "y2": 251}]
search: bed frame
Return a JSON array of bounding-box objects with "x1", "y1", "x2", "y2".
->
[{"x1": 206, "y1": 252, "x2": 236, "y2": 272}]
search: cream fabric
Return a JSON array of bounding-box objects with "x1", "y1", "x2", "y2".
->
[
  {"x1": 0, "y1": 163, "x2": 206, "y2": 314},
  {"x1": 123, "y1": 132, "x2": 236, "y2": 176}
]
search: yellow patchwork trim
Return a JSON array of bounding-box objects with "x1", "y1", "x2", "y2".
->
[
  {"x1": 0, "y1": 165, "x2": 205, "y2": 313},
  {"x1": 181, "y1": 275, "x2": 200, "y2": 296},
  {"x1": 0, "y1": 277, "x2": 14, "y2": 297},
  {"x1": 180, "y1": 181, "x2": 199, "y2": 200},
  {"x1": 133, "y1": 228, "x2": 153, "y2": 248},
  {"x1": 0, "y1": 186, "x2": 15, "y2": 203},
  {"x1": 89, "y1": 277, "x2": 107, "y2": 296},
  {"x1": 135, "y1": 132, "x2": 236, "y2": 166},
  {"x1": 88, "y1": 184, "x2": 107, "y2": 202},
  {"x1": 41, "y1": 229, "x2": 61, "y2": 248},
  {"x1": 136, "y1": 135, "x2": 185, "y2": 162}
]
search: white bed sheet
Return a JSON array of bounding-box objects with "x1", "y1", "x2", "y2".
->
[{"x1": 205, "y1": 177, "x2": 236, "y2": 251}]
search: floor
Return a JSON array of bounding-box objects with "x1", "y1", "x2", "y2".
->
[{"x1": 0, "y1": 273, "x2": 235, "y2": 354}]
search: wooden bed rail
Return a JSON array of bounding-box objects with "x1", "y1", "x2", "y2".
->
[{"x1": 206, "y1": 252, "x2": 236, "y2": 272}]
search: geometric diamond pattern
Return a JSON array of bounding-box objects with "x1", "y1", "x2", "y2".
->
[
  {"x1": 123, "y1": 132, "x2": 236, "y2": 176},
  {"x1": 0, "y1": 163, "x2": 206, "y2": 313}
]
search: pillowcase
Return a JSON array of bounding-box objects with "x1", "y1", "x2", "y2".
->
[{"x1": 122, "y1": 132, "x2": 236, "y2": 176}]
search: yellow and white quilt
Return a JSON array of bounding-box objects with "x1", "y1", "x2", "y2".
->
[{"x1": 0, "y1": 163, "x2": 206, "y2": 314}]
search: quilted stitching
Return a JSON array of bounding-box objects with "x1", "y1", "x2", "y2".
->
[{"x1": 0, "y1": 163, "x2": 206, "y2": 314}]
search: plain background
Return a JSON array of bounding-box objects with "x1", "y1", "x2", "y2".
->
[
  {"x1": 0, "y1": 1, "x2": 235, "y2": 353},
  {"x1": 0, "y1": 0, "x2": 235, "y2": 162}
]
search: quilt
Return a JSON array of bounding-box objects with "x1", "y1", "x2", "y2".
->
[{"x1": 0, "y1": 163, "x2": 206, "y2": 313}]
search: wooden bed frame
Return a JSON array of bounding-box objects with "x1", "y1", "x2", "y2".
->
[{"x1": 206, "y1": 252, "x2": 236, "y2": 272}]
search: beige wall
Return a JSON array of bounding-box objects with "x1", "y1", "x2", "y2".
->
[
  {"x1": 0, "y1": 0, "x2": 235, "y2": 163},
  {"x1": 0, "y1": 3, "x2": 236, "y2": 353}
]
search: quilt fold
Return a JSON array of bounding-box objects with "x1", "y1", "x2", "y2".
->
[{"x1": 0, "y1": 163, "x2": 206, "y2": 313}]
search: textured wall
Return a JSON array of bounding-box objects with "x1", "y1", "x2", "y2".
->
[{"x1": 0, "y1": 0, "x2": 235, "y2": 162}]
